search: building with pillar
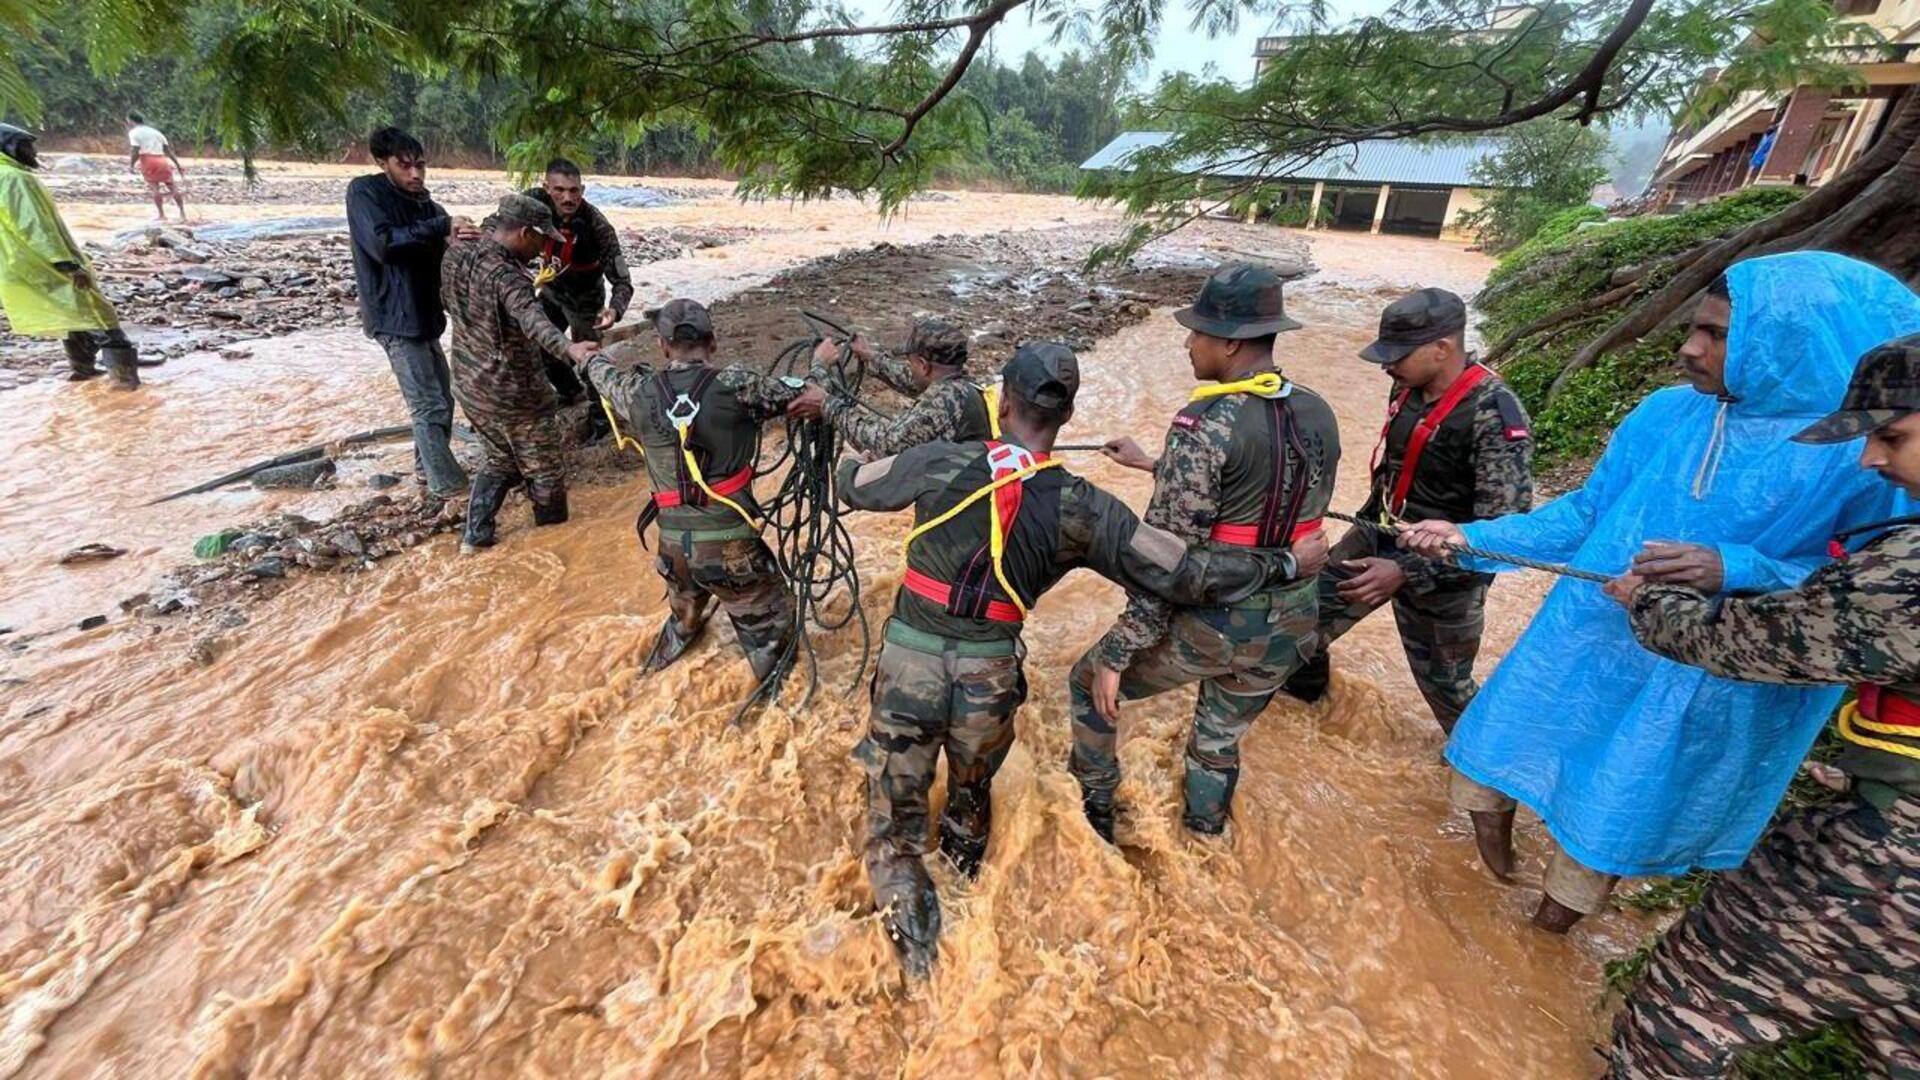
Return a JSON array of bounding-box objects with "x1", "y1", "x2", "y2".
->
[
  {"x1": 1648, "y1": 2, "x2": 1920, "y2": 207},
  {"x1": 1078, "y1": 132, "x2": 1503, "y2": 240}
]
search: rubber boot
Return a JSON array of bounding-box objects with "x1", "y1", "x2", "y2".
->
[
  {"x1": 63, "y1": 335, "x2": 102, "y2": 381},
  {"x1": 644, "y1": 614, "x2": 707, "y2": 673},
  {"x1": 938, "y1": 783, "x2": 991, "y2": 879},
  {"x1": 1471, "y1": 809, "x2": 1517, "y2": 881},
  {"x1": 459, "y1": 472, "x2": 512, "y2": 554},
  {"x1": 1182, "y1": 763, "x2": 1239, "y2": 836},
  {"x1": 1531, "y1": 895, "x2": 1587, "y2": 935},
  {"x1": 527, "y1": 479, "x2": 569, "y2": 526},
  {"x1": 1081, "y1": 787, "x2": 1117, "y2": 845},
  {"x1": 101, "y1": 345, "x2": 140, "y2": 390},
  {"x1": 875, "y1": 858, "x2": 941, "y2": 980},
  {"x1": 1279, "y1": 651, "x2": 1331, "y2": 704}
]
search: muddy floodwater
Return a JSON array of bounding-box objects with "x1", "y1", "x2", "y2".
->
[{"x1": 0, "y1": 177, "x2": 1647, "y2": 1077}]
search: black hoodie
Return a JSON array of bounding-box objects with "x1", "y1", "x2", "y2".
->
[{"x1": 345, "y1": 173, "x2": 451, "y2": 340}]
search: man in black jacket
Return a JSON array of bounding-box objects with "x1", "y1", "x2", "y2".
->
[{"x1": 346, "y1": 127, "x2": 477, "y2": 498}]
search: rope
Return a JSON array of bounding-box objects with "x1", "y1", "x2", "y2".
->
[{"x1": 1326, "y1": 510, "x2": 1613, "y2": 584}]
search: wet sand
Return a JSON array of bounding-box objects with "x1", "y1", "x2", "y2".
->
[{"x1": 0, "y1": 177, "x2": 1646, "y2": 1077}]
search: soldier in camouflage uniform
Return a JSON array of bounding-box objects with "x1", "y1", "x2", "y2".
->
[
  {"x1": 580, "y1": 298, "x2": 822, "y2": 681},
  {"x1": 1602, "y1": 335, "x2": 1920, "y2": 1079},
  {"x1": 441, "y1": 194, "x2": 600, "y2": 554},
  {"x1": 1070, "y1": 263, "x2": 1340, "y2": 840},
  {"x1": 1284, "y1": 288, "x2": 1533, "y2": 875},
  {"x1": 814, "y1": 318, "x2": 994, "y2": 454},
  {"x1": 525, "y1": 157, "x2": 634, "y2": 441},
  {"x1": 837, "y1": 342, "x2": 1323, "y2": 976}
]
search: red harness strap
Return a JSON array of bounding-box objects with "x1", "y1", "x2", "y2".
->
[
  {"x1": 903, "y1": 569, "x2": 1025, "y2": 623},
  {"x1": 1209, "y1": 518, "x2": 1324, "y2": 547},
  {"x1": 652, "y1": 465, "x2": 753, "y2": 508},
  {"x1": 901, "y1": 440, "x2": 1046, "y2": 623},
  {"x1": 1857, "y1": 685, "x2": 1920, "y2": 729},
  {"x1": 1375, "y1": 363, "x2": 1491, "y2": 515}
]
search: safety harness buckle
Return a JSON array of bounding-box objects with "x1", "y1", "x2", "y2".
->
[{"x1": 666, "y1": 393, "x2": 701, "y2": 431}]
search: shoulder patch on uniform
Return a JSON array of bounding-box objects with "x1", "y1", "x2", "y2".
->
[
  {"x1": 1128, "y1": 522, "x2": 1186, "y2": 573},
  {"x1": 1171, "y1": 413, "x2": 1200, "y2": 431},
  {"x1": 1491, "y1": 388, "x2": 1530, "y2": 441},
  {"x1": 854, "y1": 457, "x2": 896, "y2": 487}
]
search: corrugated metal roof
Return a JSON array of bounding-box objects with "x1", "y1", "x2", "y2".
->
[{"x1": 1079, "y1": 131, "x2": 1506, "y2": 188}]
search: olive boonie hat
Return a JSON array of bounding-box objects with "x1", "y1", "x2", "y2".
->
[
  {"x1": 1003, "y1": 341, "x2": 1080, "y2": 411},
  {"x1": 1794, "y1": 332, "x2": 1920, "y2": 444},
  {"x1": 494, "y1": 193, "x2": 563, "y2": 240},
  {"x1": 1361, "y1": 287, "x2": 1468, "y2": 365},
  {"x1": 651, "y1": 298, "x2": 715, "y2": 344},
  {"x1": 903, "y1": 318, "x2": 968, "y2": 369},
  {"x1": 1174, "y1": 263, "x2": 1301, "y2": 339}
]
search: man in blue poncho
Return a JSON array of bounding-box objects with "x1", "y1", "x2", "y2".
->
[{"x1": 1402, "y1": 252, "x2": 1920, "y2": 933}]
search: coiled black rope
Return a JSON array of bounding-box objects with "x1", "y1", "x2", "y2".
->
[{"x1": 729, "y1": 323, "x2": 874, "y2": 723}]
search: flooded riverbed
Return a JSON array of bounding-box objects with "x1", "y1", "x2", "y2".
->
[{"x1": 0, "y1": 200, "x2": 1642, "y2": 1076}]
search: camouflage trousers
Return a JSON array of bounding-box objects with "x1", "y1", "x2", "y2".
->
[
  {"x1": 469, "y1": 409, "x2": 567, "y2": 488},
  {"x1": 855, "y1": 626, "x2": 1026, "y2": 909},
  {"x1": 1283, "y1": 526, "x2": 1490, "y2": 733},
  {"x1": 1069, "y1": 579, "x2": 1317, "y2": 831},
  {"x1": 653, "y1": 532, "x2": 795, "y2": 681},
  {"x1": 1607, "y1": 793, "x2": 1920, "y2": 1078}
]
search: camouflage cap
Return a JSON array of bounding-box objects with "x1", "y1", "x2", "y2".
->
[
  {"x1": 649, "y1": 298, "x2": 715, "y2": 345},
  {"x1": 1003, "y1": 341, "x2": 1079, "y2": 411},
  {"x1": 493, "y1": 193, "x2": 562, "y2": 240},
  {"x1": 1174, "y1": 263, "x2": 1301, "y2": 340},
  {"x1": 1361, "y1": 287, "x2": 1468, "y2": 365},
  {"x1": 1794, "y1": 332, "x2": 1920, "y2": 444},
  {"x1": 901, "y1": 318, "x2": 968, "y2": 369}
]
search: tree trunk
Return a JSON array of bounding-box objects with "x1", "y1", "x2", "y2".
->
[{"x1": 1544, "y1": 89, "x2": 1920, "y2": 400}]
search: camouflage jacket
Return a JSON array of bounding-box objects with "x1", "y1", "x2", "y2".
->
[
  {"x1": 1628, "y1": 522, "x2": 1920, "y2": 796},
  {"x1": 1359, "y1": 371, "x2": 1535, "y2": 594},
  {"x1": 441, "y1": 237, "x2": 576, "y2": 421},
  {"x1": 523, "y1": 190, "x2": 634, "y2": 316},
  {"x1": 1094, "y1": 373, "x2": 1341, "y2": 670},
  {"x1": 837, "y1": 439, "x2": 1285, "y2": 644},
  {"x1": 586, "y1": 354, "x2": 802, "y2": 538},
  {"x1": 825, "y1": 348, "x2": 993, "y2": 455}
]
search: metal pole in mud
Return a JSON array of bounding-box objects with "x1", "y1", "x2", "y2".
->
[{"x1": 1326, "y1": 510, "x2": 1614, "y2": 584}]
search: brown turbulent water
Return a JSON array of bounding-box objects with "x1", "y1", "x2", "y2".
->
[{"x1": 0, "y1": 212, "x2": 1645, "y2": 1077}]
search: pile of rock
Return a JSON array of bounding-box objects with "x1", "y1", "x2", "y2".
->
[{"x1": 94, "y1": 226, "x2": 359, "y2": 344}]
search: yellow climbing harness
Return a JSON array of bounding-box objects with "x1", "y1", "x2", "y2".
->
[
  {"x1": 1837, "y1": 700, "x2": 1920, "y2": 761},
  {"x1": 599, "y1": 396, "x2": 647, "y2": 458},
  {"x1": 901, "y1": 452, "x2": 1062, "y2": 618},
  {"x1": 1188, "y1": 371, "x2": 1292, "y2": 403},
  {"x1": 982, "y1": 383, "x2": 1001, "y2": 438},
  {"x1": 665, "y1": 393, "x2": 763, "y2": 531}
]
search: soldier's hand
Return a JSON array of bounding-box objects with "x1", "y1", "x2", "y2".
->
[
  {"x1": 565, "y1": 340, "x2": 599, "y2": 365},
  {"x1": 1335, "y1": 557, "x2": 1406, "y2": 606},
  {"x1": 812, "y1": 338, "x2": 843, "y2": 365},
  {"x1": 1602, "y1": 574, "x2": 1646, "y2": 606},
  {"x1": 1091, "y1": 663, "x2": 1124, "y2": 725},
  {"x1": 594, "y1": 307, "x2": 618, "y2": 331},
  {"x1": 1631, "y1": 542, "x2": 1724, "y2": 592},
  {"x1": 1396, "y1": 520, "x2": 1465, "y2": 559},
  {"x1": 787, "y1": 384, "x2": 827, "y2": 420},
  {"x1": 849, "y1": 334, "x2": 874, "y2": 362},
  {"x1": 1099, "y1": 436, "x2": 1157, "y2": 472},
  {"x1": 1292, "y1": 529, "x2": 1330, "y2": 579}
]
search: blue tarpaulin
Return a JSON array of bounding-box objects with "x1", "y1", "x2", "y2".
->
[{"x1": 1446, "y1": 252, "x2": 1920, "y2": 877}]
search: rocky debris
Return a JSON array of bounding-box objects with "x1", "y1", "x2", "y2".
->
[
  {"x1": 60, "y1": 543, "x2": 128, "y2": 565},
  {"x1": 623, "y1": 225, "x2": 759, "y2": 266},
  {"x1": 78, "y1": 615, "x2": 108, "y2": 631},
  {"x1": 249, "y1": 458, "x2": 337, "y2": 490},
  {"x1": 367, "y1": 473, "x2": 402, "y2": 490}
]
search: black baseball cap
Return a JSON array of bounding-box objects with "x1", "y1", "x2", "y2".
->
[
  {"x1": 1174, "y1": 263, "x2": 1301, "y2": 339},
  {"x1": 1361, "y1": 287, "x2": 1468, "y2": 365},
  {"x1": 1794, "y1": 332, "x2": 1920, "y2": 444},
  {"x1": 1002, "y1": 342, "x2": 1079, "y2": 411},
  {"x1": 651, "y1": 298, "x2": 715, "y2": 345}
]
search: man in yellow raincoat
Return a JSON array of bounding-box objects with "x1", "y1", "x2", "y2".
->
[{"x1": 0, "y1": 123, "x2": 141, "y2": 389}]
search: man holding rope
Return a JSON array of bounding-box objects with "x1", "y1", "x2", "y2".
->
[
  {"x1": 813, "y1": 318, "x2": 993, "y2": 455},
  {"x1": 1281, "y1": 288, "x2": 1533, "y2": 743},
  {"x1": 1400, "y1": 253, "x2": 1920, "y2": 933}
]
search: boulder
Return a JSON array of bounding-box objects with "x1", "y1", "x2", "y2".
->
[{"x1": 249, "y1": 458, "x2": 337, "y2": 490}]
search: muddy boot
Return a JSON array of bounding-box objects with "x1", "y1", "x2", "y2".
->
[
  {"x1": 874, "y1": 858, "x2": 941, "y2": 980},
  {"x1": 527, "y1": 479, "x2": 569, "y2": 526},
  {"x1": 1279, "y1": 651, "x2": 1331, "y2": 704},
  {"x1": 644, "y1": 614, "x2": 707, "y2": 673},
  {"x1": 938, "y1": 782, "x2": 991, "y2": 879},
  {"x1": 1470, "y1": 809, "x2": 1517, "y2": 881},
  {"x1": 1181, "y1": 762, "x2": 1239, "y2": 836},
  {"x1": 63, "y1": 334, "x2": 102, "y2": 381},
  {"x1": 1531, "y1": 895, "x2": 1587, "y2": 935},
  {"x1": 101, "y1": 345, "x2": 140, "y2": 390},
  {"x1": 1081, "y1": 787, "x2": 1117, "y2": 845},
  {"x1": 459, "y1": 472, "x2": 512, "y2": 554}
]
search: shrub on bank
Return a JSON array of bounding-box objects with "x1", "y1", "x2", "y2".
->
[{"x1": 1479, "y1": 188, "x2": 1804, "y2": 465}]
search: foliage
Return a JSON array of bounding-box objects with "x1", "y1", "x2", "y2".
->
[
  {"x1": 1498, "y1": 203, "x2": 1607, "y2": 268},
  {"x1": 1484, "y1": 188, "x2": 1803, "y2": 463},
  {"x1": 1736, "y1": 1025, "x2": 1868, "y2": 1079},
  {"x1": 1458, "y1": 119, "x2": 1611, "y2": 252},
  {"x1": 1613, "y1": 870, "x2": 1712, "y2": 913}
]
